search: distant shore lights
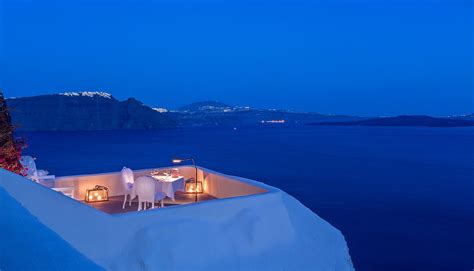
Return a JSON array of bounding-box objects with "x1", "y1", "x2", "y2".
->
[{"x1": 261, "y1": 119, "x2": 286, "y2": 124}]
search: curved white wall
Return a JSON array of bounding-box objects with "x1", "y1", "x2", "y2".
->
[{"x1": 54, "y1": 166, "x2": 267, "y2": 200}]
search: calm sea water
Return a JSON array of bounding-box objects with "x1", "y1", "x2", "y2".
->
[{"x1": 21, "y1": 126, "x2": 474, "y2": 271}]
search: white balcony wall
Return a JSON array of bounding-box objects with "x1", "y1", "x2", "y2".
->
[{"x1": 54, "y1": 166, "x2": 267, "y2": 200}]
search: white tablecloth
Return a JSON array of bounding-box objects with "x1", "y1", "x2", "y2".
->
[{"x1": 151, "y1": 175, "x2": 185, "y2": 201}]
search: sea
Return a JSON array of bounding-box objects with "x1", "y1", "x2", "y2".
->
[{"x1": 21, "y1": 125, "x2": 474, "y2": 271}]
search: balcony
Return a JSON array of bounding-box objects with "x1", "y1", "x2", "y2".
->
[
  {"x1": 0, "y1": 166, "x2": 353, "y2": 270},
  {"x1": 51, "y1": 166, "x2": 268, "y2": 214}
]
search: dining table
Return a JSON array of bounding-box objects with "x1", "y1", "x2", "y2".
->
[{"x1": 150, "y1": 175, "x2": 185, "y2": 201}]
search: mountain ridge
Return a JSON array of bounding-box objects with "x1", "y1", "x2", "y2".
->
[
  {"x1": 6, "y1": 93, "x2": 472, "y2": 130},
  {"x1": 6, "y1": 92, "x2": 177, "y2": 131}
]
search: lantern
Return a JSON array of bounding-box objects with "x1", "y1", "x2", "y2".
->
[
  {"x1": 85, "y1": 185, "x2": 109, "y2": 202},
  {"x1": 185, "y1": 179, "x2": 203, "y2": 194},
  {"x1": 172, "y1": 157, "x2": 200, "y2": 202}
]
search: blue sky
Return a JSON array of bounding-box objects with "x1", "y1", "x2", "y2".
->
[{"x1": 1, "y1": 0, "x2": 472, "y2": 116}]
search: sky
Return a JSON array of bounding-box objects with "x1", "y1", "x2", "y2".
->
[{"x1": 0, "y1": 0, "x2": 472, "y2": 116}]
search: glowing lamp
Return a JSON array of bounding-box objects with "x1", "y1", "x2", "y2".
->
[
  {"x1": 172, "y1": 157, "x2": 201, "y2": 202},
  {"x1": 185, "y1": 179, "x2": 203, "y2": 194},
  {"x1": 85, "y1": 185, "x2": 109, "y2": 202}
]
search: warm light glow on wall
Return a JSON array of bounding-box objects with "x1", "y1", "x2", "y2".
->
[{"x1": 203, "y1": 177, "x2": 208, "y2": 192}]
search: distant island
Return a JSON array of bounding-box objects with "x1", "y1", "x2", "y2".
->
[
  {"x1": 310, "y1": 115, "x2": 474, "y2": 128},
  {"x1": 6, "y1": 92, "x2": 357, "y2": 131},
  {"x1": 6, "y1": 92, "x2": 473, "y2": 131}
]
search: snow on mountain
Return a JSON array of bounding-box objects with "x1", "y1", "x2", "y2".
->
[
  {"x1": 59, "y1": 91, "x2": 113, "y2": 99},
  {"x1": 152, "y1": 107, "x2": 169, "y2": 113}
]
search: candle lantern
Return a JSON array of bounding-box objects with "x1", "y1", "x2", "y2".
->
[
  {"x1": 85, "y1": 185, "x2": 109, "y2": 202},
  {"x1": 185, "y1": 179, "x2": 203, "y2": 194},
  {"x1": 172, "y1": 157, "x2": 202, "y2": 202}
]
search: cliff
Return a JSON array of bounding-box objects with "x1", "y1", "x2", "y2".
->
[{"x1": 6, "y1": 92, "x2": 177, "y2": 131}]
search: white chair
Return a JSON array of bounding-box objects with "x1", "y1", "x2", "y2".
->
[
  {"x1": 20, "y1": 156, "x2": 39, "y2": 182},
  {"x1": 21, "y1": 156, "x2": 73, "y2": 198},
  {"x1": 135, "y1": 176, "x2": 165, "y2": 211},
  {"x1": 121, "y1": 167, "x2": 135, "y2": 209},
  {"x1": 20, "y1": 156, "x2": 56, "y2": 186}
]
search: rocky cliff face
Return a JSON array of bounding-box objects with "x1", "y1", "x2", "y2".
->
[{"x1": 7, "y1": 93, "x2": 177, "y2": 131}]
